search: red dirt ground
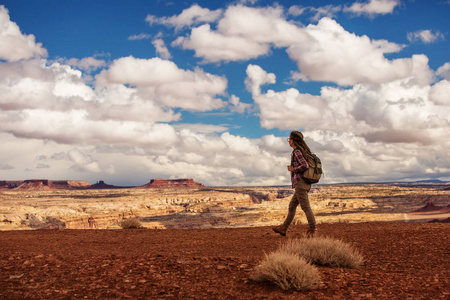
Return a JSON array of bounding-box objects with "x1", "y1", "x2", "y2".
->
[{"x1": 1, "y1": 222, "x2": 449, "y2": 299}]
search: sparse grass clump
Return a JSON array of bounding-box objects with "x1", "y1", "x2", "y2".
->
[
  {"x1": 251, "y1": 236, "x2": 364, "y2": 291},
  {"x1": 279, "y1": 237, "x2": 364, "y2": 269},
  {"x1": 251, "y1": 251, "x2": 320, "y2": 291},
  {"x1": 120, "y1": 218, "x2": 142, "y2": 229}
]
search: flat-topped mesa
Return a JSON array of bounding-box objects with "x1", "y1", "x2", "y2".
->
[
  {"x1": 14, "y1": 179, "x2": 53, "y2": 191},
  {"x1": 141, "y1": 178, "x2": 205, "y2": 189},
  {"x1": 50, "y1": 180, "x2": 91, "y2": 189}
]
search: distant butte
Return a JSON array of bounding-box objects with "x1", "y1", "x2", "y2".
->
[
  {"x1": 90, "y1": 180, "x2": 120, "y2": 189},
  {"x1": 0, "y1": 178, "x2": 205, "y2": 190}
]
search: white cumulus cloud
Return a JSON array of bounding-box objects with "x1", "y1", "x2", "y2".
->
[
  {"x1": 146, "y1": 4, "x2": 222, "y2": 30},
  {"x1": 287, "y1": 18, "x2": 433, "y2": 86},
  {"x1": 437, "y1": 63, "x2": 450, "y2": 80},
  {"x1": 128, "y1": 33, "x2": 151, "y2": 40},
  {"x1": 68, "y1": 148, "x2": 102, "y2": 173},
  {"x1": 407, "y1": 29, "x2": 445, "y2": 44},
  {"x1": 152, "y1": 38, "x2": 172, "y2": 59},
  {"x1": 245, "y1": 64, "x2": 276, "y2": 96},
  {"x1": 96, "y1": 56, "x2": 227, "y2": 111},
  {"x1": 429, "y1": 80, "x2": 450, "y2": 106},
  {"x1": 173, "y1": 24, "x2": 270, "y2": 63},
  {"x1": 0, "y1": 5, "x2": 47, "y2": 62},
  {"x1": 1, "y1": 3, "x2": 449, "y2": 186},
  {"x1": 63, "y1": 57, "x2": 107, "y2": 73},
  {"x1": 345, "y1": 0, "x2": 400, "y2": 16},
  {"x1": 171, "y1": 5, "x2": 433, "y2": 86},
  {"x1": 246, "y1": 64, "x2": 450, "y2": 181},
  {"x1": 173, "y1": 5, "x2": 309, "y2": 63}
]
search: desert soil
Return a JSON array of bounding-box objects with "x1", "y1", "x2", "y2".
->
[{"x1": 1, "y1": 222, "x2": 449, "y2": 299}]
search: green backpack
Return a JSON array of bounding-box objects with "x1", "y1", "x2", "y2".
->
[{"x1": 302, "y1": 153, "x2": 323, "y2": 184}]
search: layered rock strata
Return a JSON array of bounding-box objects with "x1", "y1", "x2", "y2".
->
[{"x1": 1, "y1": 183, "x2": 449, "y2": 230}]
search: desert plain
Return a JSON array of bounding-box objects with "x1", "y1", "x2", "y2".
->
[
  {"x1": 1, "y1": 179, "x2": 449, "y2": 230},
  {"x1": 1, "y1": 179, "x2": 449, "y2": 299}
]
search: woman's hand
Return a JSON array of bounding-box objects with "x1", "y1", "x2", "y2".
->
[{"x1": 287, "y1": 165, "x2": 294, "y2": 172}]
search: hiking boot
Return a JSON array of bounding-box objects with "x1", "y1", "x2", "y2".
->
[
  {"x1": 272, "y1": 224, "x2": 287, "y2": 236},
  {"x1": 306, "y1": 228, "x2": 316, "y2": 238}
]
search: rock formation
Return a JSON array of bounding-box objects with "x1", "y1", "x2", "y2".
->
[
  {"x1": 1, "y1": 180, "x2": 91, "y2": 190},
  {"x1": 0, "y1": 180, "x2": 23, "y2": 189},
  {"x1": 14, "y1": 180, "x2": 54, "y2": 191},
  {"x1": 50, "y1": 180, "x2": 91, "y2": 189},
  {"x1": 0, "y1": 178, "x2": 205, "y2": 190},
  {"x1": 90, "y1": 180, "x2": 118, "y2": 189},
  {"x1": 1, "y1": 182, "x2": 449, "y2": 230},
  {"x1": 140, "y1": 178, "x2": 205, "y2": 189},
  {"x1": 411, "y1": 201, "x2": 450, "y2": 213}
]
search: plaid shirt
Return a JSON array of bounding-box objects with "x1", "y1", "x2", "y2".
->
[{"x1": 291, "y1": 149, "x2": 309, "y2": 188}]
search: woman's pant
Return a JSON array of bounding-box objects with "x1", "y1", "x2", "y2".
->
[{"x1": 283, "y1": 182, "x2": 316, "y2": 230}]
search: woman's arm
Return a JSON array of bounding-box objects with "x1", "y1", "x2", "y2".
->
[{"x1": 292, "y1": 149, "x2": 309, "y2": 173}]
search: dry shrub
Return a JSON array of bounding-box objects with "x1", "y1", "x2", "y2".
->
[
  {"x1": 251, "y1": 251, "x2": 320, "y2": 291},
  {"x1": 279, "y1": 237, "x2": 364, "y2": 269},
  {"x1": 120, "y1": 218, "x2": 142, "y2": 229}
]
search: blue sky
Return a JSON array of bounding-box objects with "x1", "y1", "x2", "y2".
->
[{"x1": 0, "y1": 0, "x2": 449, "y2": 186}]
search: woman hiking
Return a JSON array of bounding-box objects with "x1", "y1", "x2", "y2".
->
[{"x1": 272, "y1": 131, "x2": 317, "y2": 237}]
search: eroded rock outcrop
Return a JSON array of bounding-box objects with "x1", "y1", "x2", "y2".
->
[
  {"x1": 1, "y1": 183, "x2": 449, "y2": 230},
  {"x1": 248, "y1": 190, "x2": 294, "y2": 203},
  {"x1": 140, "y1": 178, "x2": 205, "y2": 189},
  {"x1": 411, "y1": 201, "x2": 450, "y2": 213}
]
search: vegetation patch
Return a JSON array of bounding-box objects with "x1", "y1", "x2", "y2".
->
[
  {"x1": 279, "y1": 237, "x2": 364, "y2": 268},
  {"x1": 251, "y1": 251, "x2": 320, "y2": 291},
  {"x1": 120, "y1": 218, "x2": 142, "y2": 229},
  {"x1": 252, "y1": 237, "x2": 364, "y2": 291}
]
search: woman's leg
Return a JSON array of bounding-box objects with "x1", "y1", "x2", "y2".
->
[
  {"x1": 296, "y1": 186, "x2": 316, "y2": 230},
  {"x1": 283, "y1": 194, "x2": 299, "y2": 228}
]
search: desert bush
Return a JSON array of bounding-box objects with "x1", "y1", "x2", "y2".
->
[
  {"x1": 279, "y1": 237, "x2": 364, "y2": 269},
  {"x1": 251, "y1": 251, "x2": 320, "y2": 291},
  {"x1": 120, "y1": 218, "x2": 142, "y2": 229}
]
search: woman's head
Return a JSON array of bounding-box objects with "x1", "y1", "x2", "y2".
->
[
  {"x1": 289, "y1": 131, "x2": 304, "y2": 148},
  {"x1": 289, "y1": 131, "x2": 311, "y2": 154}
]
